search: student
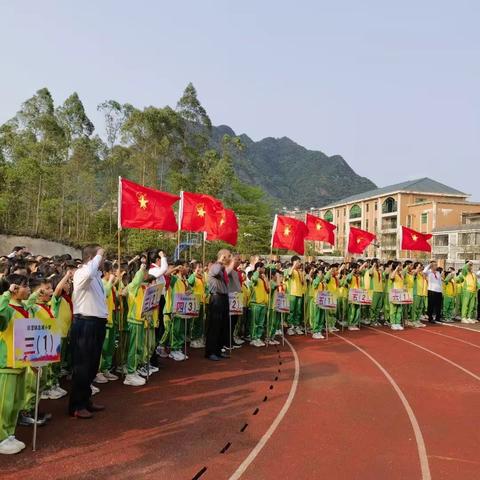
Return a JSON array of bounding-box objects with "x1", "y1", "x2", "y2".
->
[
  {"x1": 0, "y1": 275, "x2": 34, "y2": 454},
  {"x1": 266, "y1": 270, "x2": 284, "y2": 344},
  {"x1": 249, "y1": 262, "x2": 269, "y2": 347},
  {"x1": 310, "y1": 269, "x2": 326, "y2": 339},
  {"x1": 457, "y1": 261, "x2": 479, "y2": 324},
  {"x1": 123, "y1": 264, "x2": 156, "y2": 386},
  {"x1": 389, "y1": 262, "x2": 405, "y2": 331},
  {"x1": 443, "y1": 267, "x2": 457, "y2": 323},
  {"x1": 369, "y1": 259, "x2": 384, "y2": 327},
  {"x1": 285, "y1": 256, "x2": 305, "y2": 335},
  {"x1": 188, "y1": 262, "x2": 206, "y2": 349},
  {"x1": 411, "y1": 262, "x2": 427, "y2": 328},
  {"x1": 162, "y1": 261, "x2": 190, "y2": 361},
  {"x1": 346, "y1": 262, "x2": 367, "y2": 331},
  {"x1": 323, "y1": 263, "x2": 343, "y2": 332},
  {"x1": 95, "y1": 261, "x2": 120, "y2": 383}
]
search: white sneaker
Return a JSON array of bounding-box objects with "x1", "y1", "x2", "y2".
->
[
  {"x1": 461, "y1": 318, "x2": 470, "y2": 324},
  {"x1": 190, "y1": 339, "x2": 204, "y2": 349},
  {"x1": 397, "y1": 325, "x2": 404, "y2": 331},
  {"x1": 8, "y1": 436, "x2": 25, "y2": 450},
  {"x1": 294, "y1": 326, "x2": 304, "y2": 335},
  {"x1": 339, "y1": 321, "x2": 348, "y2": 327},
  {"x1": 103, "y1": 371, "x2": 119, "y2": 381},
  {"x1": 148, "y1": 364, "x2": 159, "y2": 373},
  {"x1": 91, "y1": 384, "x2": 100, "y2": 396},
  {"x1": 405, "y1": 321, "x2": 415, "y2": 327},
  {"x1": 275, "y1": 329, "x2": 283, "y2": 336},
  {"x1": 137, "y1": 366, "x2": 149, "y2": 377},
  {"x1": 52, "y1": 385, "x2": 68, "y2": 397},
  {"x1": 286, "y1": 328, "x2": 295, "y2": 336},
  {"x1": 40, "y1": 390, "x2": 51, "y2": 400},
  {"x1": 414, "y1": 321, "x2": 426, "y2": 328},
  {"x1": 267, "y1": 339, "x2": 280, "y2": 345},
  {"x1": 233, "y1": 337, "x2": 245, "y2": 345},
  {"x1": 43, "y1": 388, "x2": 64, "y2": 400},
  {"x1": 312, "y1": 332, "x2": 325, "y2": 339},
  {"x1": 348, "y1": 326, "x2": 360, "y2": 331},
  {"x1": 156, "y1": 346, "x2": 169, "y2": 358},
  {"x1": 328, "y1": 326, "x2": 340, "y2": 332},
  {"x1": 0, "y1": 437, "x2": 23, "y2": 455},
  {"x1": 94, "y1": 373, "x2": 109, "y2": 384},
  {"x1": 360, "y1": 319, "x2": 371, "y2": 325},
  {"x1": 250, "y1": 339, "x2": 265, "y2": 347},
  {"x1": 123, "y1": 373, "x2": 146, "y2": 387},
  {"x1": 169, "y1": 350, "x2": 186, "y2": 361}
]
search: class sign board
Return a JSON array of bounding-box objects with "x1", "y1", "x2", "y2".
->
[
  {"x1": 14, "y1": 318, "x2": 61, "y2": 368},
  {"x1": 229, "y1": 292, "x2": 243, "y2": 315},
  {"x1": 141, "y1": 284, "x2": 164, "y2": 316},
  {"x1": 173, "y1": 293, "x2": 200, "y2": 318},
  {"x1": 316, "y1": 291, "x2": 337, "y2": 310},
  {"x1": 348, "y1": 289, "x2": 372, "y2": 305},
  {"x1": 389, "y1": 288, "x2": 413, "y2": 305},
  {"x1": 275, "y1": 292, "x2": 290, "y2": 313}
]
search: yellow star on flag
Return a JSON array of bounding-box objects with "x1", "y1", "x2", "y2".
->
[
  {"x1": 356, "y1": 237, "x2": 363, "y2": 244},
  {"x1": 138, "y1": 193, "x2": 148, "y2": 210},
  {"x1": 412, "y1": 235, "x2": 418, "y2": 241},
  {"x1": 283, "y1": 225, "x2": 292, "y2": 237},
  {"x1": 220, "y1": 215, "x2": 226, "y2": 226},
  {"x1": 316, "y1": 222, "x2": 322, "y2": 231},
  {"x1": 196, "y1": 204, "x2": 206, "y2": 217}
]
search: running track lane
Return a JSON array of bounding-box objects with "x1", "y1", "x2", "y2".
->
[
  {"x1": 350, "y1": 328, "x2": 480, "y2": 480},
  {"x1": 234, "y1": 334, "x2": 426, "y2": 480}
]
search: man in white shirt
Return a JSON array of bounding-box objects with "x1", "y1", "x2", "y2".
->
[
  {"x1": 423, "y1": 260, "x2": 443, "y2": 324},
  {"x1": 69, "y1": 245, "x2": 108, "y2": 419}
]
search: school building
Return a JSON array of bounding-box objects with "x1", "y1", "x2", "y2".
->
[{"x1": 285, "y1": 178, "x2": 480, "y2": 260}]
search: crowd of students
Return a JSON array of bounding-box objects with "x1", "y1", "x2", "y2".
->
[{"x1": 0, "y1": 246, "x2": 479, "y2": 455}]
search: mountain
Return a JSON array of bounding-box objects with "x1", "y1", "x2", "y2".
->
[{"x1": 211, "y1": 125, "x2": 376, "y2": 209}]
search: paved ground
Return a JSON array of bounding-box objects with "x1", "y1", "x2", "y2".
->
[{"x1": 1, "y1": 321, "x2": 479, "y2": 480}]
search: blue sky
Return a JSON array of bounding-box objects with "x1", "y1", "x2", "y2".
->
[{"x1": 1, "y1": 1, "x2": 479, "y2": 199}]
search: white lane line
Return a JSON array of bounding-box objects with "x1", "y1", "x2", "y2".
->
[
  {"x1": 418, "y1": 328, "x2": 480, "y2": 350},
  {"x1": 367, "y1": 328, "x2": 480, "y2": 382},
  {"x1": 435, "y1": 321, "x2": 480, "y2": 334},
  {"x1": 333, "y1": 333, "x2": 431, "y2": 480},
  {"x1": 228, "y1": 338, "x2": 300, "y2": 480}
]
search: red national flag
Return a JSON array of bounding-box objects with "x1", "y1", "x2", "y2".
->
[
  {"x1": 271, "y1": 215, "x2": 308, "y2": 255},
  {"x1": 207, "y1": 208, "x2": 238, "y2": 246},
  {"x1": 180, "y1": 191, "x2": 224, "y2": 233},
  {"x1": 119, "y1": 178, "x2": 179, "y2": 231},
  {"x1": 401, "y1": 226, "x2": 432, "y2": 252},
  {"x1": 348, "y1": 227, "x2": 376, "y2": 254},
  {"x1": 305, "y1": 213, "x2": 336, "y2": 245}
]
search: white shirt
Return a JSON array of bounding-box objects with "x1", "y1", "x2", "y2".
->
[
  {"x1": 423, "y1": 266, "x2": 443, "y2": 293},
  {"x1": 72, "y1": 254, "x2": 108, "y2": 318},
  {"x1": 148, "y1": 257, "x2": 168, "y2": 294}
]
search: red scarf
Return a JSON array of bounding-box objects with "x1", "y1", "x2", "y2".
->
[
  {"x1": 62, "y1": 293, "x2": 73, "y2": 315},
  {"x1": 9, "y1": 304, "x2": 29, "y2": 318},
  {"x1": 37, "y1": 303, "x2": 54, "y2": 319}
]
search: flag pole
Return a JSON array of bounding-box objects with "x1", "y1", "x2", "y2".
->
[
  {"x1": 202, "y1": 232, "x2": 206, "y2": 267},
  {"x1": 177, "y1": 191, "x2": 183, "y2": 256},
  {"x1": 117, "y1": 177, "x2": 124, "y2": 377},
  {"x1": 266, "y1": 217, "x2": 276, "y2": 347}
]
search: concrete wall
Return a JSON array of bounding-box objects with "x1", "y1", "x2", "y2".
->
[{"x1": 0, "y1": 235, "x2": 81, "y2": 258}]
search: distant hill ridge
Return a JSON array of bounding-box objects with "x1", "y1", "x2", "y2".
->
[{"x1": 211, "y1": 125, "x2": 376, "y2": 209}]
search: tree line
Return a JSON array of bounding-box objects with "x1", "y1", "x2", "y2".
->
[{"x1": 0, "y1": 84, "x2": 273, "y2": 257}]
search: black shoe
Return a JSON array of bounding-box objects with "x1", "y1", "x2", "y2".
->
[
  {"x1": 208, "y1": 354, "x2": 221, "y2": 361},
  {"x1": 18, "y1": 411, "x2": 47, "y2": 427}
]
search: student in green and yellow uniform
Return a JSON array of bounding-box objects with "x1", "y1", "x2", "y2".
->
[
  {"x1": 382, "y1": 262, "x2": 393, "y2": 325},
  {"x1": 162, "y1": 261, "x2": 190, "y2": 361},
  {"x1": 369, "y1": 260, "x2": 384, "y2": 327},
  {"x1": 188, "y1": 262, "x2": 207, "y2": 349},
  {"x1": 410, "y1": 262, "x2": 427, "y2": 328},
  {"x1": 285, "y1": 256, "x2": 305, "y2": 336},
  {"x1": 443, "y1": 267, "x2": 457, "y2": 323},
  {"x1": 94, "y1": 261, "x2": 120, "y2": 384},
  {"x1": 456, "y1": 261, "x2": 479, "y2": 324},
  {"x1": 389, "y1": 262, "x2": 405, "y2": 331},
  {"x1": 249, "y1": 262, "x2": 269, "y2": 347},
  {"x1": 0, "y1": 275, "x2": 41, "y2": 455},
  {"x1": 123, "y1": 264, "x2": 155, "y2": 387},
  {"x1": 323, "y1": 263, "x2": 343, "y2": 332},
  {"x1": 346, "y1": 262, "x2": 368, "y2": 331},
  {"x1": 403, "y1": 261, "x2": 415, "y2": 325},
  {"x1": 266, "y1": 269, "x2": 283, "y2": 345},
  {"x1": 303, "y1": 265, "x2": 315, "y2": 334},
  {"x1": 337, "y1": 269, "x2": 349, "y2": 327},
  {"x1": 309, "y1": 269, "x2": 326, "y2": 339},
  {"x1": 454, "y1": 269, "x2": 463, "y2": 320}
]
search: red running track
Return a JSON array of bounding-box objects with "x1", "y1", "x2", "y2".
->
[{"x1": 1, "y1": 324, "x2": 479, "y2": 479}]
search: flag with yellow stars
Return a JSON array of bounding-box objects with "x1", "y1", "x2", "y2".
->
[
  {"x1": 305, "y1": 213, "x2": 336, "y2": 245},
  {"x1": 271, "y1": 215, "x2": 308, "y2": 254},
  {"x1": 401, "y1": 226, "x2": 432, "y2": 252},
  {"x1": 119, "y1": 177, "x2": 179, "y2": 231},
  {"x1": 347, "y1": 226, "x2": 376, "y2": 254},
  {"x1": 180, "y1": 191, "x2": 224, "y2": 234},
  {"x1": 206, "y1": 207, "x2": 238, "y2": 246}
]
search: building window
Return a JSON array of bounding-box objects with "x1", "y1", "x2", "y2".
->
[
  {"x1": 324, "y1": 210, "x2": 333, "y2": 222},
  {"x1": 433, "y1": 235, "x2": 449, "y2": 247},
  {"x1": 375, "y1": 203, "x2": 378, "y2": 211},
  {"x1": 407, "y1": 215, "x2": 412, "y2": 228},
  {"x1": 336, "y1": 210, "x2": 339, "y2": 218},
  {"x1": 382, "y1": 197, "x2": 397, "y2": 214},
  {"x1": 366, "y1": 204, "x2": 369, "y2": 213},
  {"x1": 416, "y1": 198, "x2": 426, "y2": 204},
  {"x1": 366, "y1": 219, "x2": 369, "y2": 230},
  {"x1": 343, "y1": 208, "x2": 346, "y2": 216},
  {"x1": 374, "y1": 219, "x2": 378, "y2": 231},
  {"x1": 349, "y1": 204, "x2": 362, "y2": 219},
  {"x1": 421, "y1": 213, "x2": 428, "y2": 225}
]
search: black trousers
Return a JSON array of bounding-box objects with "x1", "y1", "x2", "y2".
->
[
  {"x1": 427, "y1": 291, "x2": 442, "y2": 322},
  {"x1": 205, "y1": 294, "x2": 228, "y2": 357},
  {"x1": 68, "y1": 315, "x2": 107, "y2": 414}
]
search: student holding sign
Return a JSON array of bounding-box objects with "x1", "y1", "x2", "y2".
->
[
  {"x1": 346, "y1": 262, "x2": 368, "y2": 331},
  {"x1": 228, "y1": 255, "x2": 244, "y2": 349},
  {"x1": 188, "y1": 262, "x2": 207, "y2": 349},
  {"x1": 368, "y1": 260, "x2": 384, "y2": 327},
  {"x1": 249, "y1": 262, "x2": 270, "y2": 347},
  {"x1": 0, "y1": 275, "x2": 35, "y2": 454},
  {"x1": 389, "y1": 262, "x2": 405, "y2": 330}
]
